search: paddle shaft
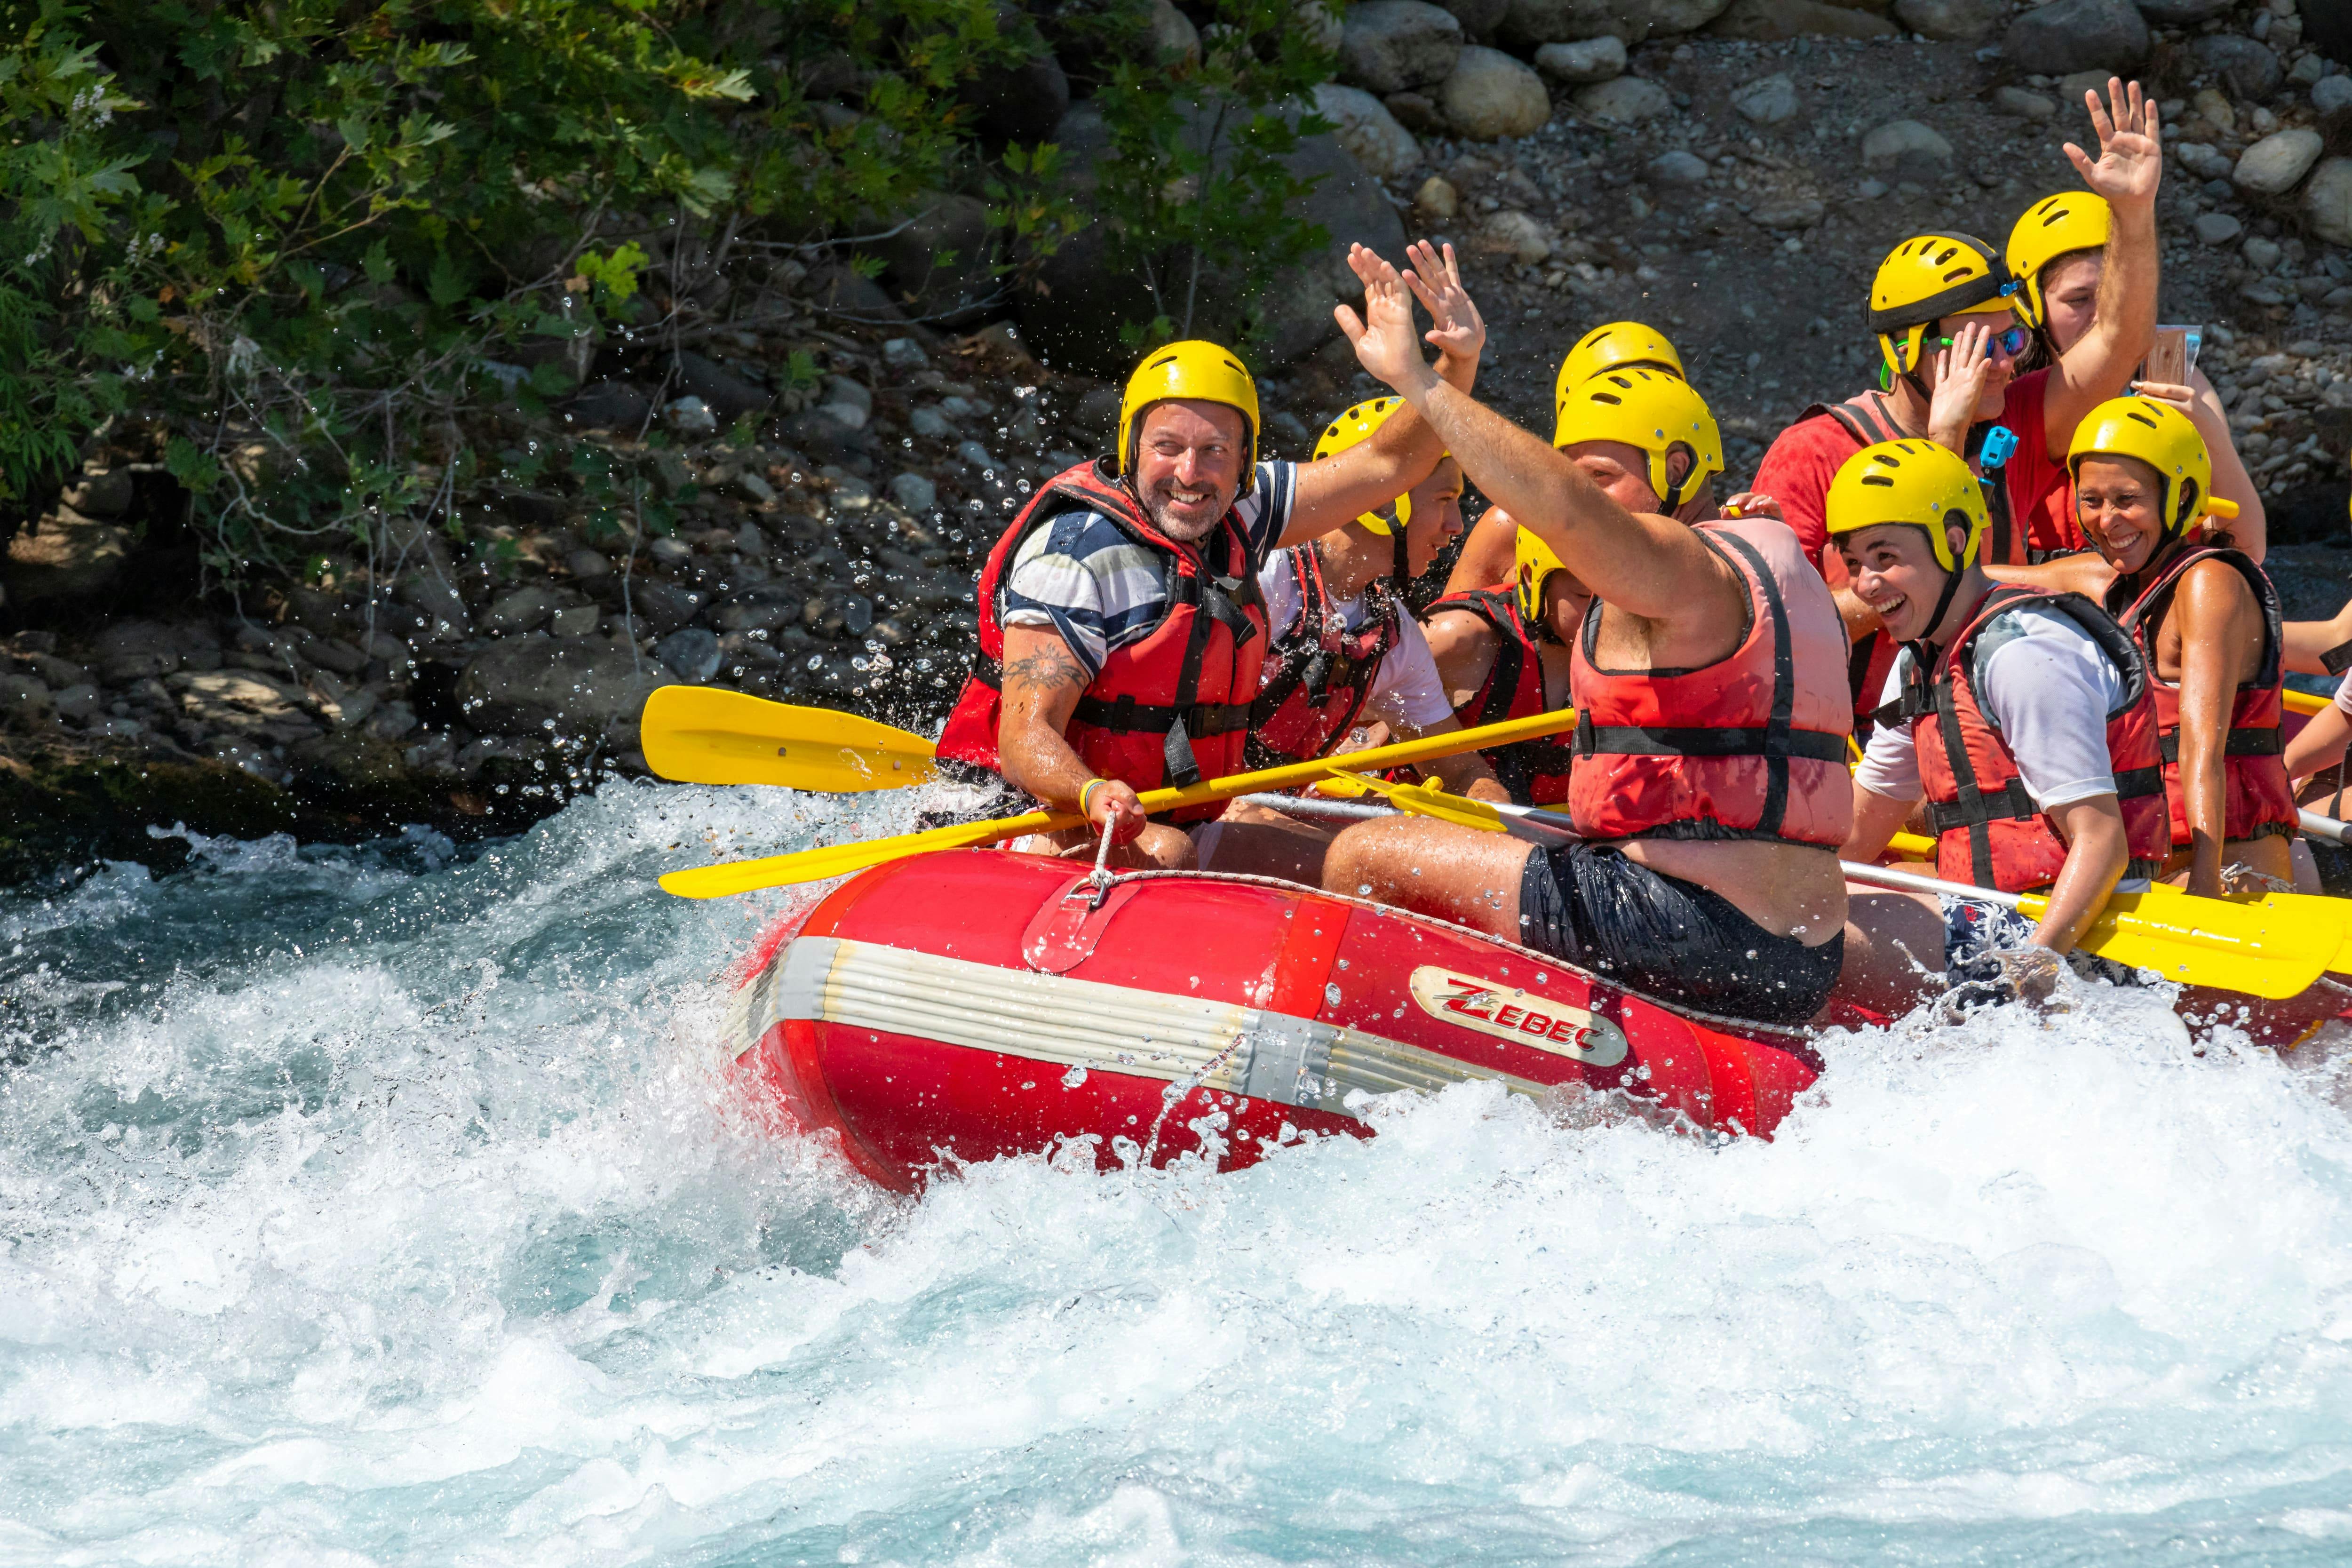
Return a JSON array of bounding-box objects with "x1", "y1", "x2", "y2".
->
[
  {"x1": 659, "y1": 707, "x2": 1584, "y2": 897},
  {"x1": 2301, "y1": 808, "x2": 2351, "y2": 846},
  {"x1": 1844, "y1": 859, "x2": 2029, "y2": 913}
]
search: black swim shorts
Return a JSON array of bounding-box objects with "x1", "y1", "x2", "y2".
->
[{"x1": 1517, "y1": 844, "x2": 1843, "y2": 1027}]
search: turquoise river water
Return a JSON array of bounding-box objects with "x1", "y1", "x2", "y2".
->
[{"x1": 6, "y1": 779, "x2": 2352, "y2": 1565}]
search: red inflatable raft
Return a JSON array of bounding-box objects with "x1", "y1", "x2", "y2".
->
[{"x1": 722, "y1": 849, "x2": 1826, "y2": 1191}]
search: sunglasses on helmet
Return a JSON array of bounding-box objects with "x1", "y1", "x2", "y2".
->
[{"x1": 1939, "y1": 326, "x2": 2031, "y2": 359}]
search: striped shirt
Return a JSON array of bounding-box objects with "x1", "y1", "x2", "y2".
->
[{"x1": 998, "y1": 462, "x2": 1298, "y2": 677}]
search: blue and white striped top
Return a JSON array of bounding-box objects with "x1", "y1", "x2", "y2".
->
[{"x1": 997, "y1": 461, "x2": 1298, "y2": 678}]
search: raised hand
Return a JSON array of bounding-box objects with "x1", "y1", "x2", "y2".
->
[
  {"x1": 2066, "y1": 76, "x2": 2161, "y2": 212},
  {"x1": 1401, "y1": 239, "x2": 1485, "y2": 390},
  {"x1": 1927, "y1": 319, "x2": 1998, "y2": 454},
  {"x1": 1334, "y1": 243, "x2": 1440, "y2": 400}
]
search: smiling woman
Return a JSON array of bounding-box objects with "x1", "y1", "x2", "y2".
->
[{"x1": 2068, "y1": 398, "x2": 2302, "y2": 897}]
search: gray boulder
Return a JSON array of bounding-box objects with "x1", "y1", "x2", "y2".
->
[
  {"x1": 1862, "y1": 119, "x2": 1955, "y2": 173},
  {"x1": 2001, "y1": 0, "x2": 2149, "y2": 76},
  {"x1": 2304, "y1": 158, "x2": 2352, "y2": 247},
  {"x1": 1647, "y1": 149, "x2": 1712, "y2": 185},
  {"x1": 60, "y1": 469, "x2": 133, "y2": 518},
  {"x1": 1533, "y1": 35, "x2": 1627, "y2": 82},
  {"x1": 1339, "y1": 1, "x2": 1463, "y2": 93},
  {"x1": 1706, "y1": 0, "x2": 1897, "y2": 40},
  {"x1": 2, "y1": 509, "x2": 125, "y2": 607},
  {"x1": 483, "y1": 585, "x2": 560, "y2": 637},
  {"x1": 456, "y1": 636, "x2": 664, "y2": 747},
  {"x1": 1314, "y1": 83, "x2": 1423, "y2": 179},
  {"x1": 1439, "y1": 45, "x2": 1551, "y2": 140},
  {"x1": 2131, "y1": 0, "x2": 2232, "y2": 20},
  {"x1": 1573, "y1": 75, "x2": 1673, "y2": 122},
  {"x1": 956, "y1": 10, "x2": 1070, "y2": 144},
  {"x1": 655, "y1": 628, "x2": 723, "y2": 684},
  {"x1": 2189, "y1": 35, "x2": 2280, "y2": 103},
  {"x1": 675, "y1": 351, "x2": 771, "y2": 423},
  {"x1": 1504, "y1": 0, "x2": 1732, "y2": 47},
  {"x1": 2234, "y1": 128, "x2": 2324, "y2": 196},
  {"x1": 2192, "y1": 211, "x2": 2243, "y2": 245},
  {"x1": 2314, "y1": 76, "x2": 2352, "y2": 117},
  {"x1": 1894, "y1": 0, "x2": 2004, "y2": 41},
  {"x1": 1019, "y1": 99, "x2": 1408, "y2": 377},
  {"x1": 1433, "y1": 0, "x2": 1510, "y2": 40},
  {"x1": 1731, "y1": 72, "x2": 1802, "y2": 125},
  {"x1": 867, "y1": 193, "x2": 1001, "y2": 327}
]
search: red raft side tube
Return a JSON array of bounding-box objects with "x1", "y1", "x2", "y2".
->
[{"x1": 721, "y1": 850, "x2": 1825, "y2": 1193}]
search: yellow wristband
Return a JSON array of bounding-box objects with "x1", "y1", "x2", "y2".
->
[{"x1": 1079, "y1": 778, "x2": 1106, "y2": 817}]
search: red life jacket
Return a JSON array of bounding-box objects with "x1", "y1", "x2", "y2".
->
[
  {"x1": 2106, "y1": 543, "x2": 2296, "y2": 848},
  {"x1": 1424, "y1": 584, "x2": 1573, "y2": 804},
  {"x1": 935, "y1": 460, "x2": 1267, "y2": 822},
  {"x1": 1883, "y1": 585, "x2": 2170, "y2": 892},
  {"x1": 1807, "y1": 392, "x2": 2082, "y2": 734},
  {"x1": 1567, "y1": 517, "x2": 1854, "y2": 848},
  {"x1": 1243, "y1": 544, "x2": 1399, "y2": 769}
]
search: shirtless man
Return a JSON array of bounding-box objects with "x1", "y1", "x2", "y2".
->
[{"x1": 1314, "y1": 252, "x2": 1854, "y2": 1028}]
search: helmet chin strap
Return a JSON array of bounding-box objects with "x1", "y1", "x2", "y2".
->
[
  {"x1": 1920, "y1": 559, "x2": 1969, "y2": 645},
  {"x1": 1390, "y1": 521, "x2": 1411, "y2": 594}
]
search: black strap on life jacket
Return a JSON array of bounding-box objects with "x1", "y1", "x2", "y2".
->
[
  {"x1": 1811, "y1": 393, "x2": 1905, "y2": 449},
  {"x1": 1442, "y1": 587, "x2": 1574, "y2": 796},
  {"x1": 1572, "y1": 531, "x2": 1848, "y2": 835},
  {"x1": 1244, "y1": 545, "x2": 1393, "y2": 766},
  {"x1": 968, "y1": 509, "x2": 1263, "y2": 778},
  {"x1": 2157, "y1": 728, "x2": 2284, "y2": 762}
]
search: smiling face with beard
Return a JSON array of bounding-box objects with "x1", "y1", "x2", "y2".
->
[{"x1": 1128, "y1": 399, "x2": 1249, "y2": 543}]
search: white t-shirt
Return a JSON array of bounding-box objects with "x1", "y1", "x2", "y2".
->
[
  {"x1": 1856, "y1": 604, "x2": 2129, "y2": 811},
  {"x1": 1256, "y1": 550, "x2": 1455, "y2": 732}
]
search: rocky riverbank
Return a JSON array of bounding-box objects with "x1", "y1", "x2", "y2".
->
[{"x1": 6, "y1": 0, "x2": 2352, "y2": 885}]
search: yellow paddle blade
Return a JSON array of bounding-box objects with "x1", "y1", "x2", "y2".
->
[
  {"x1": 2010, "y1": 883, "x2": 2342, "y2": 998},
  {"x1": 658, "y1": 707, "x2": 1584, "y2": 899},
  {"x1": 1328, "y1": 770, "x2": 1511, "y2": 833},
  {"x1": 640, "y1": 685, "x2": 938, "y2": 792},
  {"x1": 1856, "y1": 837, "x2": 2344, "y2": 996},
  {"x1": 2136, "y1": 880, "x2": 2352, "y2": 978}
]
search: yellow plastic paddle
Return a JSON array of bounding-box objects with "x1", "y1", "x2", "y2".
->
[
  {"x1": 641, "y1": 685, "x2": 938, "y2": 792},
  {"x1": 658, "y1": 708, "x2": 1586, "y2": 899},
  {"x1": 1356, "y1": 784, "x2": 2340, "y2": 999}
]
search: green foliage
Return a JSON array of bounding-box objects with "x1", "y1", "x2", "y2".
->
[
  {"x1": 1090, "y1": 0, "x2": 1341, "y2": 351},
  {"x1": 0, "y1": 0, "x2": 1342, "y2": 587},
  {"x1": 0, "y1": 0, "x2": 1033, "y2": 576}
]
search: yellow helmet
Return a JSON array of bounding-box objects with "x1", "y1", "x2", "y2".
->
[
  {"x1": 1114, "y1": 339, "x2": 1259, "y2": 495},
  {"x1": 1515, "y1": 524, "x2": 1569, "y2": 629},
  {"x1": 1552, "y1": 368, "x2": 1723, "y2": 513},
  {"x1": 1825, "y1": 439, "x2": 1988, "y2": 573},
  {"x1": 1554, "y1": 321, "x2": 1685, "y2": 407},
  {"x1": 2007, "y1": 192, "x2": 2112, "y2": 332},
  {"x1": 2066, "y1": 395, "x2": 2241, "y2": 539},
  {"x1": 1312, "y1": 397, "x2": 1408, "y2": 534},
  {"x1": 1868, "y1": 232, "x2": 2019, "y2": 378}
]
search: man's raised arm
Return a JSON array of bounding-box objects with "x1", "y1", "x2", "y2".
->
[
  {"x1": 1329, "y1": 246, "x2": 1723, "y2": 622},
  {"x1": 1278, "y1": 241, "x2": 1485, "y2": 548}
]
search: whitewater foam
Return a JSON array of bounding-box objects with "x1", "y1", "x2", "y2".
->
[{"x1": 4, "y1": 781, "x2": 2352, "y2": 1564}]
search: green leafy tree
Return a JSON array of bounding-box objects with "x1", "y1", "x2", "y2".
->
[{"x1": 1090, "y1": 0, "x2": 1340, "y2": 350}]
